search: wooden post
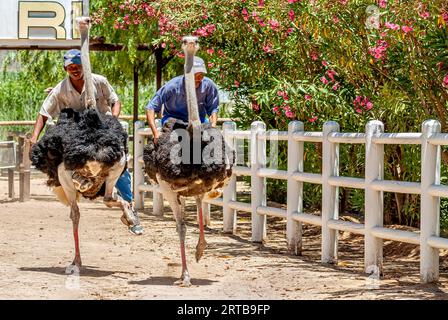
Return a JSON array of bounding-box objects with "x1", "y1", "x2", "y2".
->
[
  {"x1": 133, "y1": 64, "x2": 139, "y2": 124},
  {"x1": 251, "y1": 121, "x2": 266, "y2": 242},
  {"x1": 321, "y1": 121, "x2": 340, "y2": 264},
  {"x1": 7, "y1": 135, "x2": 15, "y2": 199},
  {"x1": 19, "y1": 134, "x2": 31, "y2": 202},
  {"x1": 364, "y1": 120, "x2": 384, "y2": 275},
  {"x1": 420, "y1": 120, "x2": 441, "y2": 283},
  {"x1": 287, "y1": 121, "x2": 304, "y2": 255},
  {"x1": 152, "y1": 119, "x2": 164, "y2": 216},
  {"x1": 223, "y1": 121, "x2": 237, "y2": 233},
  {"x1": 133, "y1": 121, "x2": 145, "y2": 210}
]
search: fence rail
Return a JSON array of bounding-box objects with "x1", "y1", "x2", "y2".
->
[{"x1": 133, "y1": 119, "x2": 448, "y2": 284}]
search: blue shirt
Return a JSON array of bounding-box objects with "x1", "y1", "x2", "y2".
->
[{"x1": 145, "y1": 75, "x2": 219, "y2": 124}]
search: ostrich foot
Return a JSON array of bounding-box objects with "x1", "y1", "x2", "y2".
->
[
  {"x1": 195, "y1": 237, "x2": 207, "y2": 263},
  {"x1": 65, "y1": 256, "x2": 82, "y2": 274},
  {"x1": 174, "y1": 271, "x2": 191, "y2": 287}
]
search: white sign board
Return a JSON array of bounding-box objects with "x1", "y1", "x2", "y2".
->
[{"x1": 0, "y1": 0, "x2": 87, "y2": 48}]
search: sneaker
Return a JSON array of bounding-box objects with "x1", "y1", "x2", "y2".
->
[{"x1": 121, "y1": 201, "x2": 144, "y2": 235}]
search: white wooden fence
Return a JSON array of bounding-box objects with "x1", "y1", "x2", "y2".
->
[{"x1": 133, "y1": 119, "x2": 448, "y2": 283}]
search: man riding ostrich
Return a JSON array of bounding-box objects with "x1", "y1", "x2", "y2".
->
[
  {"x1": 30, "y1": 17, "x2": 142, "y2": 273},
  {"x1": 143, "y1": 36, "x2": 235, "y2": 286}
]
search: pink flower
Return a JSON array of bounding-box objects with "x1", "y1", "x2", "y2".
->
[
  {"x1": 320, "y1": 76, "x2": 329, "y2": 85},
  {"x1": 384, "y1": 22, "x2": 400, "y2": 30},
  {"x1": 339, "y1": 0, "x2": 348, "y2": 5},
  {"x1": 234, "y1": 80, "x2": 240, "y2": 87},
  {"x1": 402, "y1": 25, "x2": 413, "y2": 33},
  {"x1": 332, "y1": 82, "x2": 340, "y2": 91},
  {"x1": 326, "y1": 69, "x2": 337, "y2": 82},
  {"x1": 304, "y1": 94, "x2": 312, "y2": 101},
  {"x1": 208, "y1": 62, "x2": 214, "y2": 68},
  {"x1": 285, "y1": 110, "x2": 296, "y2": 119},
  {"x1": 322, "y1": 60, "x2": 328, "y2": 67},
  {"x1": 161, "y1": 43, "x2": 166, "y2": 48},
  {"x1": 288, "y1": 0, "x2": 299, "y2": 3},
  {"x1": 369, "y1": 40, "x2": 389, "y2": 60},
  {"x1": 256, "y1": 16, "x2": 266, "y2": 27},
  {"x1": 272, "y1": 106, "x2": 281, "y2": 115},
  {"x1": 443, "y1": 12, "x2": 448, "y2": 24},
  {"x1": 332, "y1": 15, "x2": 340, "y2": 24},
  {"x1": 378, "y1": 0, "x2": 387, "y2": 8},
  {"x1": 258, "y1": 0, "x2": 265, "y2": 7},
  {"x1": 263, "y1": 45, "x2": 273, "y2": 53},
  {"x1": 242, "y1": 8, "x2": 249, "y2": 21},
  {"x1": 283, "y1": 106, "x2": 295, "y2": 119},
  {"x1": 268, "y1": 19, "x2": 280, "y2": 31},
  {"x1": 353, "y1": 95, "x2": 374, "y2": 113},
  {"x1": 206, "y1": 48, "x2": 214, "y2": 55},
  {"x1": 443, "y1": 74, "x2": 448, "y2": 87},
  {"x1": 420, "y1": 11, "x2": 430, "y2": 19},
  {"x1": 309, "y1": 116, "x2": 318, "y2": 123},
  {"x1": 252, "y1": 102, "x2": 260, "y2": 112},
  {"x1": 287, "y1": 27, "x2": 294, "y2": 34},
  {"x1": 289, "y1": 10, "x2": 295, "y2": 21},
  {"x1": 310, "y1": 51, "x2": 319, "y2": 61}
]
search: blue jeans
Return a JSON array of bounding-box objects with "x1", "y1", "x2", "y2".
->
[{"x1": 116, "y1": 169, "x2": 133, "y2": 202}]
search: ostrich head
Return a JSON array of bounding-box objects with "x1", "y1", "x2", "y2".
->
[
  {"x1": 75, "y1": 16, "x2": 96, "y2": 109},
  {"x1": 181, "y1": 35, "x2": 201, "y2": 129},
  {"x1": 181, "y1": 36, "x2": 199, "y2": 57}
]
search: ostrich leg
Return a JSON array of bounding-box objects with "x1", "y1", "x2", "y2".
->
[
  {"x1": 69, "y1": 202, "x2": 82, "y2": 271},
  {"x1": 57, "y1": 164, "x2": 82, "y2": 273},
  {"x1": 102, "y1": 156, "x2": 141, "y2": 233},
  {"x1": 158, "y1": 179, "x2": 191, "y2": 286},
  {"x1": 195, "y1": 196, "x2": 207, "y2": 262}
]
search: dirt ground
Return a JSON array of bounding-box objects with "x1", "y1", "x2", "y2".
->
[{"x1": 1, "y1": 172, "x2": 448, "y2": 300}]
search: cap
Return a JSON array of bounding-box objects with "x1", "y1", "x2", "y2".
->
[
  {"x1": 193, "y1": 56, "x2": 207, "y2": 74},
  {"x1": 63, "y1": 49, "x2": 82, "y2": 67}
]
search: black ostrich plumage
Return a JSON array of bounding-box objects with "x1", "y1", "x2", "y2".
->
[
  {"x1": 143, "y1": 118, "x2": 235, "y2": 197},
  {"x1": 30, "y1": 108, "x2": 128, "y2": 199}
]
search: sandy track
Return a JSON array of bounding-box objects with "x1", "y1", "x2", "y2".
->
[{"x1": 1, "y1": 174, "x2": 448, "y2": 300}]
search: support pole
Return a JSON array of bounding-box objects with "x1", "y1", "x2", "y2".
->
[
  {"x1": 133, "y1": 121, "x2": 145, "y2": 210},
  {"x1": 287, "y1": 121, "x2": 304, "y2": 255},
  {"x1": 364, "y1": 120, "x2": 384, "y2": 275},
  {"x1": 420, "y1": 120, "x2": 441, "y2": 283},
  {"x1": 251, "y1": 121, "x2": 266, "y2": 242},
  {"x1": 321, "y1": 121, "x2": 340, "y2": 264},
  {"x1": 223, "y1": 121, "x2": 237, "y2": 233}
]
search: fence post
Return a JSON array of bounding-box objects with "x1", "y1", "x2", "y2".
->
[
  {"x1": 287, "y1": 121, "x2": 304, "y2": 255},
  {"x1": 420, "y1": 120, "x2": 441, "y2": 283},
  {"x1": 364, "y1": 120, "x2": 384, "y2": 275},
  {"x1": 18, "y1": 134, "x2": 31, "y2": 202},
  {"x1": 223, "y1": 121, "x2": 237, "y2": 233},
  {"x1": 7, "y1": 135, "x2": 15, "y2": 199},
  {"x1": 251, "y1": 121, "x2": 267, "y2": 242},
  {"x1": 133, "y1": 121, "x2": 145, "y2": 210},
  {"x1": 152, "y1": 119, "x2": 164, "y2": 216},
  {"x1": 322, "y1": 121, "x2": 340, "y2": 263},
  {"x1": 200, "y1": 202, "x2": 210, "y2": 227}
]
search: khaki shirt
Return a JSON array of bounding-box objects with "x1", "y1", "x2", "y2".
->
[{"x1": 39, "y1": 73, "x2": 119, "y2": 121}]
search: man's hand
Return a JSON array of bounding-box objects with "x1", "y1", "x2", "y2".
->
[
  {"x1": 29, "y1": 136, "x2": 37, "y2": 159},
  {"x1": 153, "y1": 131, "x2": 160, "y2": 145}
]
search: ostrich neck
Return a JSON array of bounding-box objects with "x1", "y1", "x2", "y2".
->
[
  {"x1": 79, "y1": 23, "x2": 96, "y2": 109},
  {"x1": 184, "y1": 51, "x2": 200, "y2": 125}
]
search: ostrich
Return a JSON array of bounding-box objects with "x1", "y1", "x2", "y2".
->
[
  {"x1": 30, "y1": 17, "x2": 139, "y2": 273},
  {"x1": 143, "y1": 36, "x2": 235, "y2": 286}
]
